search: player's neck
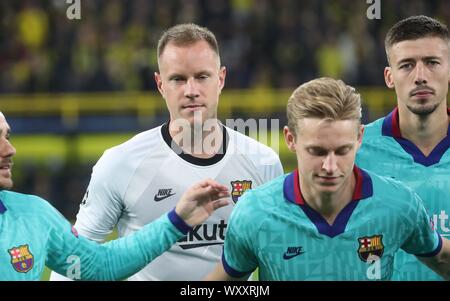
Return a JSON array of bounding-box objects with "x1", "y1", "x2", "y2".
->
[
  {"x1": 169, "y1": 120, "x2": 223, "y2": 159},
  {"x1": 301, "y1": 174, "x2": 355, "y2": 225},
  {"x1": 398, "y1": 104, "x2": 449, "y2": 156}
]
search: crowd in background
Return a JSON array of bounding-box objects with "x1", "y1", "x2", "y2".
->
[{"x1": 1, "y1": 0, "x2": 449, "y2": 94}]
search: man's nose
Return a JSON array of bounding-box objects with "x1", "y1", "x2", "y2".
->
[
  {"x1": 414, "y1": 62, "x2": 428, "y2": 86},
  {"x1": 0, "y1": 139, "x2": 16, "y2": 158},
  {"x1": 322, "y1": 152, "x2": 337, "y2": 173},
  {"x1": 184, "y1": 78, "x2": 200, "y2": 98}
]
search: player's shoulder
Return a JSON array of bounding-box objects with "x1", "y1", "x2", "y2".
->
[
  {"x1": 94, "y1": 126, "x2": 165, "y2": 169},
  {"x1": 235, "y1": 174, "x2": 286, "y2": 209},
  {"x1": 362, "y1": 117, "x2": 385, "y2": 140},
  {"x1": 106, "y1": 126, "x2": 163, "y2": 155},
  {"x1": 224, "y1": 126, "x2": 280, "y2": 164},
  {"x1": 229, "y1": 174, "x2": 288, "y2": 230},
  {"x1": 359, "y1": 117, "x2": 398, "y2": 158},
  {"x1": 364, "y1": 169, "x2": 419, "y2": 207},
  {"x1": 226, "y1": 126, "x2": 275, "y2": 151},
  {"x1": 0, "y1": 190, "x2": 54, "y2": 216}
]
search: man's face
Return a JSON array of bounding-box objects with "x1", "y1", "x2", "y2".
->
[
  {"x1": 284, "y1": 119, "x2": 363, "y2": 196},
  {"x1": 0, "y1": 113, "x2": 16, "y2": 189},
  {"x1": 385, "y1": 37, "x2": 450, "y2": 116},
  {"x1": 154, "y1": 40, "x2": 226, "y2": 126}
]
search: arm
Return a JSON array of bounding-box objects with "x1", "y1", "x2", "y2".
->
[
  {"x1": 417, "y1": 237, "x2": 450, "y2": 280},
  {"x1": 50, "y1": 152, "x2": 126, "y2": 280},
  {"x1": 46, "y1": 179, "x2": 229, "y2": 280},
  {"x1": 401, "y1": 191, "x2": 447, "y2": 280},
  {"x1": 73, "y1": 150, "x2": 128, "y2": 241},
  {"x1": 204, "y1": 191, "x2": 259, "y2": 281}
]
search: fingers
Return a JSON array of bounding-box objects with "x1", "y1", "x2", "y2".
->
[
  {"x1": 194, "y1": 179, "x2": 228, "y2": 192},
  {"x1": 187, "y1": 184, "x2": 230, "y2": 201},
  {"x1": 216, "y1": 191, "x2": 230, "y2": 198},
  {"x1": 189, "y1": 179, "x2": 229, "y2": 200},
  {"x1": 176, "y1": 180, "x2": 231, "y2": 226},
  {"x1": 212, "y1": 199, "x2": 230, "y2": 210}
]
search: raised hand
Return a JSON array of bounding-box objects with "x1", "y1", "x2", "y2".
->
[{"x1": 175, "y1": 179, "x2": 230, "y2": 226}]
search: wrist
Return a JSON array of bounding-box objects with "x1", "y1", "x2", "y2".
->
[{"x1": 168, "y1": 208, "x2": 192, "y2": 235}]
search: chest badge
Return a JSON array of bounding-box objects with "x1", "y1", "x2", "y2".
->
[
  {"x1": 8, "y1": 244, "x2": 34, "y2": 273},
  {"x1": 357, "y1": 235, "x2": 384, "y2": 262},
  {"x1": 231, "y1": 180, "x2": 252, "y2": 204}
]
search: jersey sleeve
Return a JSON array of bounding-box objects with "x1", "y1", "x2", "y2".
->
[
  {"x1": 42, "y1": 198, "x2": 189, "y2": 280},
  {"x1": 74, "y1": 149, "x2": 128, "y2": 242},
  {"x1": 401, "y1": 192, "x2": 442, "y2": 257},
  {"x1": 222, "y1": 192, "x2": 259, "y2": 277}
]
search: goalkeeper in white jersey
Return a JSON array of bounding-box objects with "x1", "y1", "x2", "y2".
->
[{"x1": 51, "y1": 23, "x2": 283, "y2": 280}]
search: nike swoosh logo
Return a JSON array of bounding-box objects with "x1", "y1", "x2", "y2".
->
[
  {"x1": 283, "y1": 251, "x2": 305, "y2": 260},
  {"x1": 154, "y1": 193, "x2": 176, "y2": 202},
  {"x1": 179, "y1": 242, "x2": 224, "y2": 250}
]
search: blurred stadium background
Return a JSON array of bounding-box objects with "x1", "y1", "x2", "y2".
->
[{"x1": 0, "y1": 0, "x2": 449, "y2": 279}]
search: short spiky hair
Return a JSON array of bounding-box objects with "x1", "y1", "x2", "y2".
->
[
  {"x1": 385, "y1": 15, "x2": 449, "y2": 57},
  {"x1": 286, "y1": 77, "x2": 361, "y2": 136},
  {"x1": 157, "y1": 23, "x2": 220, "y2": 60}
]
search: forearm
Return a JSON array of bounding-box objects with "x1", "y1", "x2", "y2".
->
[
  {"x1": 418, "y1": 237, "x2": 450, "y2": 280},
  {"x1": 432, "y1": 238, "x2": 450, "y2": 280},
  {"x1": 47, "y1": 178, "x2": 228, "y2": 280},
  {"x1": 93, "y1": 209, "x2": 189, "y2": 280},
  {"x1": 48, "y1": 208, "x2": 190, "y2": 280}
]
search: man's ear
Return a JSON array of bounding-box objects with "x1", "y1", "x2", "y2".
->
[
  {"x1": 154, "y1": 72, "x2": 164, "y2": 96},
  {"x1": 357, "y1": 124, "x2": 364, "y2": 149},
  {"x1": 448, "y1": 65, "x2": 450, "y2": 84},
  {"x1": 218, "y1": 66, "x2": 226, "y2": 95},
  {"x1": 283, "y1": 126, "x2": 297, "y2": 153},
  {"x1": 384, "y1": 67, "x2": 395, "y2": 89}
]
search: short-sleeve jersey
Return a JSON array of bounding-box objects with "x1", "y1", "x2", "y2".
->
[
  {"x1": 222, "y1": 167, "x2": 441, "y2": 280},
  {"x1": 71, "y1": 123, "x2": 283, "y2": 280},
  {"x1": 356, "y1": 108, "x2": 450, "y2": 280}
]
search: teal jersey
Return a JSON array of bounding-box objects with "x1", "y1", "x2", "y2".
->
[
  {"x1": 0, "y1": 190, "x2": 190, "y2": 280},
  {"x1": 222, "y1": 167, "x2": 441, "y2": 280},
  {"x1": 356, "y1": 108, "x2": 450, "y2": 281}
]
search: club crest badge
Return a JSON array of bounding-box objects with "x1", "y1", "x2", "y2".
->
[
  {"x1": 8, "y1": 244, "x2": 34, "y2": 273},
  {"x1": 231, "y1": 180, "x2": 252, "y2": 204},
  {"x1": 357, "y1": 235, "x2": 384, "y2": 262}
]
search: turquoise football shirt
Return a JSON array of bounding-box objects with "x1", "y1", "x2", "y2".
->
[
  {"x1": 0, "y1": 190, "x2": 190, "y2": 280},
  {"x1": 222, "y1": 167, "x2": 441, "y2": 280},
  {"x1": 356, "y1": 108, "x2": 450, "y2": 280}
]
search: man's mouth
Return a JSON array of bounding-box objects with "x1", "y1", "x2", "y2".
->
[
  {"x1": 182, "y1": 104, "x2": 205, "y2": 109},
  {"x1": 0, "y1": 163, "x2": 12, "y2": 170},
  {"x1": 316, "y1": 175, "x2": 340, "y2": 181},
  {"x1": 410, "y1": 88, "x2": 434, "y2": 97},
  {"x1": 0, "y1": 163, "x2": 12, "y2": 177}
]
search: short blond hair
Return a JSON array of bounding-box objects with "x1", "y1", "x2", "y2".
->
[
  {"x1": 157, "y1": 23, "x2": 220, "y2": 60},
  {"x1": 287, "y1": 77, "x2": 361, "y2": 136}
]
